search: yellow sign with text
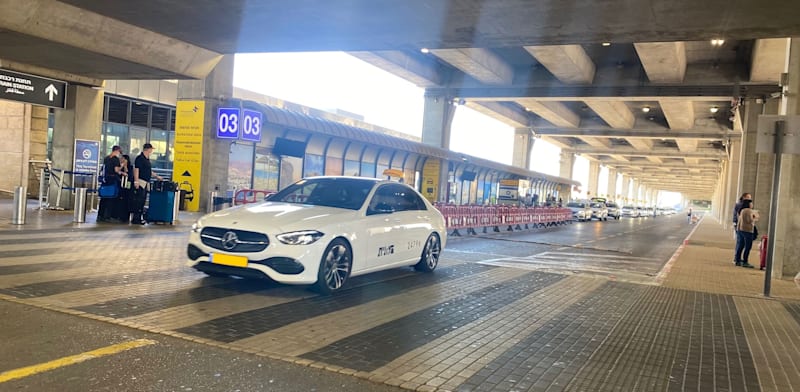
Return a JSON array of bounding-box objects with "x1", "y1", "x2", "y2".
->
[
  {"x1": 173, "y1": 100, "x2": 205, "y2": 211},
  {"x1": 421, "y1": 158, "x2": 440, "y2": 202}
]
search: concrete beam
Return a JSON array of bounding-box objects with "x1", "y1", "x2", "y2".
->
[
  {"x1": 430, "y1": 48, "x2": 513, "y2": 84},
  {"x1": 750, "y1": 38, "x2": 790, "y2": 83},
  {"x1": 610, "y1": 161, "x2": 720, "y2": 169},
  {"x1": 348, "y1": 51, "x2": 441, "y2": 87},
  {"x1": 0, "y1": 58, "x2": 104, "y2": 87},
  {"x1": 541, "y1": 136, "x2": 574, "y2": 150},
  {"x1": 517, "y1": 99, "x2": 580, "y2": 128},
  {"x1": 627, "y1": 138, "x2": 654, "y2": 150},
  {"x1": 634, "y1": 42, "x2": 687, "y2": 83},
  {"x1": 568, "y1": 147, "x2": 727, "y2": 159},
  {"x1": 582, "y1": 137, "x2": 612, "y2": 149},
  {"x1": 684, "y1": 157, "x2": 701, "y2": 165},
  {"x1": 676, "y1": 139, "x2": 699, "y2": 152},
  {"x1": 532, "y1": 127, "x2": 738, "y2": 140},
  {"x1": 0, "y1": 0, "x2": 223, "y2": 79},
  {"x1": 524, "y1": 45, "x2": 595, "y2": 84},
  {"x1": 646, "y1": 156, "x2": 663, "y2": 164},
  {"x1": 584, "y1": 101, "x2": 635, "y2": 129},
  {"x1": 465, "y1": 101, "x2": 529, "y2": 128},
  {"x1": 608, "y1": 155, "x2": 629, "y2": 162},
  {"x1": 660, "y1": 100, "x2": 695, "y2": 130}
]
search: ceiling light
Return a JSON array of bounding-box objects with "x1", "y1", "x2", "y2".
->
[
  {"x1": 601, "y1": 42, "x2": 611, "y2": 47},
  {"x1": 641, "y1": 106, "x2": 651, "y2": 113},
  {"x1": 709, "y1": 106, "x2": 719, "y2": 113},
  {"x1": 420, "y1": 48, "x2": 430, "y2": 54},
  {"x1": 710, "y1": 39, "x2": 725, "y2": 46}
]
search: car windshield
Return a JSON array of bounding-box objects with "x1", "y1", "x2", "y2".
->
[
  {"x1": 623, "y1": 206, "x2": 634, "y2": 209},
  {"x1": 590, "y1": 203, "x2": 605, "y2": 208},
  {"x1": 567, "y1": 202, "x2": 585, "y2": 208},
  {"x1": 267, "y1": 177, "x2": 375, "y2": 210}
]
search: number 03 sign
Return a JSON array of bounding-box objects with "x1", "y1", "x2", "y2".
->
[{"x1": 216, "y1": 107, "x2": 263, "y2": 143}]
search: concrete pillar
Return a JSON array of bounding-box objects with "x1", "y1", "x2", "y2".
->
[
  {"x1": 722, "y1": 139, "x2": 742, "y2": 228},
  {"x1": 630, "y1": 179, "x2": 639, "y2": 204},
  {"x1": 53, "y1": 85, "x2": 104, "y2": 208},
  {"x1": 587, "y1": 161, "x2": 600, "y2": 198},
  {"x1": 176, "y1": 55, "x2": 234, "y2": 212},
  {"x1": 559, "y1": 151, "x2": 575, "y2": 179},
  {"x1": 772, "y1": 37, "x2": 800, "y2": 277},
  {"x1": 620, "y1": 175, "x2": 631, "y2": 203},
  {"x1": 607, "y1": 168, "x2": 618, "y2": 201},
  {"x1": 739, "y1": 100, "x2": 763, "y2": 194},
  {"x1": 421, "y1": 94, "x2": 456, "y2": 201},
  {"x1": 752, "y1": 98, "x2": 780, "y2": 240},
  {"x1": 512, "y1": 128, "x2": 534, "y2": 169}
]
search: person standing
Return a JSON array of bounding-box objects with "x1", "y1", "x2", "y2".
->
[
  {"x1": 97, "y1": 145, "x2": 124, "y2": 223},
  {"x1": 132, "y1": 143, "x2": 163, "y2": 225},
  {"x1": 732, "y1": 192, "x2": 752, "y2": 263},
  {"x1": 734, "y1": 199, "x2": 757, "y2": 268},
  {"x1": 687, "y1": 207, "x2": 693, "y2": 224},
  {"x1": 113, "y1": 154, "x2": 134, "y2": 223}
]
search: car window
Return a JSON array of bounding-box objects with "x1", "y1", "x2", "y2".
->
[
  {"x1": 268, "y1": 178, "x2": 374, "y2": 210},
  {"x1": 566, "y1": 202, "x2": 585, "y2": 208},
  {"x1": 590, "y1": 203, "x2": 605, "y2": 208},
  {"x1": 367, "y1": 184, "x2": 425, "y2": 214}
]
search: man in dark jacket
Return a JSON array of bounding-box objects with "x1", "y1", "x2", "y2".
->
[
  {"x1": 97, "y1": 145, "x2": 124, "y2": 222},
  {"x1": 132, "y1": 143, "x2": 163, "y2": 224}
]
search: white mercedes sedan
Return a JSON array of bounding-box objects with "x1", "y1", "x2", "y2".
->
[{"x1": 187, "y1": 176, "x2": 447, "y2": 294}]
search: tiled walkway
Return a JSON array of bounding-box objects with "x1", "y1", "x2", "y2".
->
[{"x1": 0, "y1": 200, "x2": 799, "y2": 391}]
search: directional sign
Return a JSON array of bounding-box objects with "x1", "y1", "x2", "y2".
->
[
  {"x1": 0, "y1": 68, "x2": 67, "y2": 108},
  {"x1": 216, "y1": 107, "x2": 240, "y2": 139},
  {"x1": 241, "y1": 109, "x2": 263, "y2": 142}
]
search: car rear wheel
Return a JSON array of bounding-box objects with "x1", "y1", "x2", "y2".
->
[
  {"x1": 414, "y1": 233, "x2": 441, "y2": 272},
  {"x1": 313, "y1": 238, "x2": 352, "y2": 295}
]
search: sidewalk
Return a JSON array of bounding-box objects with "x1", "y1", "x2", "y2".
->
[{"x1": 663, "y1": 216, "x2": 800, "y2": 301}]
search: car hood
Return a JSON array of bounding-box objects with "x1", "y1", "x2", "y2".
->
[{"x1": 198, "y1": 202, "x2": 355, "y2": 233}]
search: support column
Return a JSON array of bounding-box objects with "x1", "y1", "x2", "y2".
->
[
  {"x1": 53, "y1": 85, "x2": 104, "y2": 208},
  {"x1": 630, "y1": 179, "x2": 639, "y2": 204},
  {"x1": 606, "y1": 168, "x2": 618, "y2": 201},
  {"x1": 421, "y1": 94, "x2": 456, "y2": 202},
  {"x1": 723, "y1": 139, "x2": 742, "y2": 228},
  {"x1": 176, "y1": 55, "x2": 234, "y2": 212},
  {"x1": 512, "y1": 128, "x2": 534, "y2": 169},
  {"x1": 753, "y1": 98, "x2": 780, "y2": 241},
  {"x1": 587, "y1": 161, "x2": 600, "y2": 198},
  {"x1": 772, "y1": 38, "x2": 800, "y2": 277},
  {"x1": 559, "y1": 151, "x2": 575, "y2": 200},
  {"x1": 620, "y1": 175, "x2": 631, "y2": 203}
]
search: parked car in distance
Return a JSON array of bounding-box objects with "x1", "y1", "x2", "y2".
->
[
  {"x1": 622, "y1": 205, "x2": 640, "y2": 218},
  {"x1": 567, "y1": 201, "x2": 592, "y2": 221},
  {"x1": 605, "y1": 202, "x2": 621, "y2": 220},
  {"x1": 590, "y1": 202, "x2": 609, "y2": 221},
  {"x1": 186, "y1": 176, "x2": 447, "y2": 294}
]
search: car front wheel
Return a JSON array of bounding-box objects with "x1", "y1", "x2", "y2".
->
[
  {"x1": 415, "y1": 233, "x2": 441, "y2": 272},
  {"x1": 313, "y1": 238, "x2": 352, "y2": 295}
]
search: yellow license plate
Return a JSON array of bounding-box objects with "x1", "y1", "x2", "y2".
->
[{"x1": 210, "y1": 253, "x2": 248, "y2": 268}]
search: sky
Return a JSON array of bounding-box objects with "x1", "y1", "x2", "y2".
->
[{"x1": 233, "y1": 52, "x2": 681, "y2": 205}]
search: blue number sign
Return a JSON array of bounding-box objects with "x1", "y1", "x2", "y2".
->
[
  {"x1": 216, "y1": 107, "x2": 240, "y2": 139},
  {"x1": 241, "y1": 110, "x2": 263, "y2": 142}
]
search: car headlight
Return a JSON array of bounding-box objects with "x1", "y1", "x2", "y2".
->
[
  {"x1": 191, "y1": 220, "x2": 203, "y2": 233},
  {"x1": 276, "y1": 230, "x2": 324, "y2": 245}
]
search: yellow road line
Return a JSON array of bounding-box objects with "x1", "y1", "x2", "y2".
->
[{"x1": 0, "y1": 339, "x2": 157, "y2": 383}]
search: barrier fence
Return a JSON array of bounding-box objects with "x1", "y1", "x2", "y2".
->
[{"x1": 433, "y1": 203, "x2": 573, "y2": 236}]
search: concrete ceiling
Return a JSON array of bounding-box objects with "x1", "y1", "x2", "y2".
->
[{"x1": 0, "y1": 0, "x2": 797, "y2": 197}]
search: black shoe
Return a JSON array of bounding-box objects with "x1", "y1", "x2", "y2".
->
[
  {"x1": 740, "y1": 263, "x2": 755, "y2": 268},
  {"x1": 735, "y1": 262, "x2": 742, "y2": 267}
]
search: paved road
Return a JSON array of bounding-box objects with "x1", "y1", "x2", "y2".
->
[{"x1": 0, "y1": 210, "x2": 710, "y2": 391}]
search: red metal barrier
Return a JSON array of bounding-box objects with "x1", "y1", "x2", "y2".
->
[
  {"x1": 234, "y1": 189, "x2": 276, "y2": 205},
  {"x1": 760, "y1": 235, "x2": 768, "y2": 270}
]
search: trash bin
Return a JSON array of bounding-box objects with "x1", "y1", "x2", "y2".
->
[
  {"x1": 12, "y1": 186, "x2": 26, "y2": 225},
  {"x1": 760, "y1": 235, "x2": 768, "y2": 270},
  {"x1": 73, "y1": 187, "x2": 87, "y2": 223}
]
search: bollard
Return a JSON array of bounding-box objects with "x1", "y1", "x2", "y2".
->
[
  {"x1": 172, "y1": 190, "x2": 180, "y2": 224},
  {"x1": 73, "y1": 188, "x2": 87, "y2": 223},
  {"x1": 12, "y1": 186, "x2": 27, "y2": 225},
  {"x1": 207, "y1": 191, "x2": 218, "y2": 213}
]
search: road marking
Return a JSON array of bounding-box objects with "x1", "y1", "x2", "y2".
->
[{"x1": 0, "y1": 339, "x2": 157, "y2": 383}]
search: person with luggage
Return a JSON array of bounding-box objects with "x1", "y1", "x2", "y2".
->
[
  {"x1": 132, "y1": 143, "x2": 163, "y2": 225},
  {"x1": 734, "y1": 199, "x2": 757, "y2": 268},
  {"x1": 97, "y1": 145, "x2": 125, "y2": 223},
  {"x1": 112, "y1": 154, "x2": 134, "y2": 223}
]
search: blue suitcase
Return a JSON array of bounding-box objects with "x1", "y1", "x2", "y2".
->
[{"x1": 147, "y1": 190, "x2": 175, "y2": 224}]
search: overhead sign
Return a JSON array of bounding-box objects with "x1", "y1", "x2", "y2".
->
[
  {"x1": 241, "y1": 109, "x2": 263, "y2": 142},
  {"x1": 0, "y1": 68, "x2": 67, "y2": 108},
  {"x1": 216, "y1": 107, "x2": 240, "y2": 139},
  {"x1": 174, "y1": 101, "x2": 205, "y2": 211}
]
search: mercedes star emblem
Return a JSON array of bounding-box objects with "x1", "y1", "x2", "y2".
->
[{"x1": 221, "y1": 231, "x2": 239, "y2": 250}]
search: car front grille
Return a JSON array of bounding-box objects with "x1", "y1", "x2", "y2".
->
[{"x1": 200, "y1": 227, "x2": 269, "y2": 252}]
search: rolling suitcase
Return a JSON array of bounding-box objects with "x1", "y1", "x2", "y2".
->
[{"x1": 147, "y1": 189, "x2": 175, "y2": 224}]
